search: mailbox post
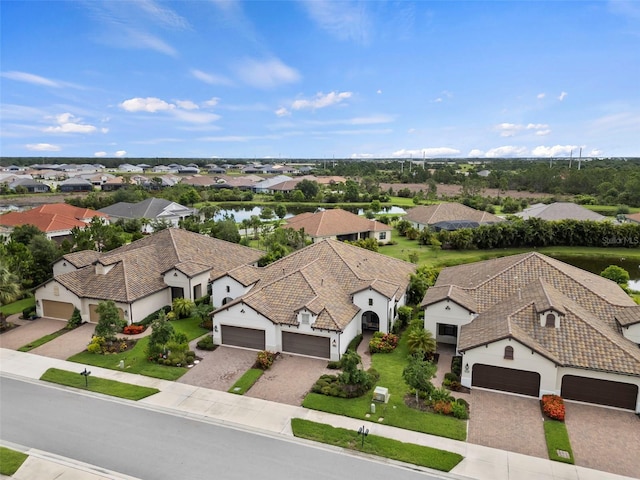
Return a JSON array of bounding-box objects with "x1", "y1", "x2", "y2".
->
[
  {"x1": 357, "y1": 425, "x2": 369, "y2": 448},
  {"x1": 80, "y1": 368, "x2": 91, "y2": 387}
]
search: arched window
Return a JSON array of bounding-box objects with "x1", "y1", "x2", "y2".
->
[
  {"x1": 545, "y1": 313, "x2": 556, "y2": 328},
  {"x1": 504, "y1": 346, "x2": 514, "y2": 360}
]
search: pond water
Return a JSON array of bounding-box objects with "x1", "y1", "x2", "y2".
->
[
  {"x1": 550, "y1": 255, "x2": 640, "y2": 290},
  {"x1": 214, "y1": 205, "x2": 406, "y2": 223}
]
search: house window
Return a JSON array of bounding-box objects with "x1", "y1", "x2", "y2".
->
[
  {"x1": 379, "y1": 232, "x2": 386, "y2": 240},
  {"x1": 504, "y1": 346, "x2": 514, "y2": 360},
  {"x1": 193, "y1": 284, "x2": 202, "y2": 300},
  {"x1": 226, "y1": 285, "x2": 230, "y2": 293},
  {"x1": 545, "y1": 313, "x2": 556, "y2": 328},
  {"x1": 301, "y1": 313, "x2": 310, "y2": 325},
  {"x1": 368, "y1": 298, "x2": 373, "y2": 306},
  {"x1": 438, "y1": 324, "x2": 458, "y2": 337}
]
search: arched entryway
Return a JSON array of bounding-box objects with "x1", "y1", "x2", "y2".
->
[{"x1": 361, "y1": 311, "x2": 379, "y2": 331}]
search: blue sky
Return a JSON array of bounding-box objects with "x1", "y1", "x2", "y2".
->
[{"x1": 1, "y1": 1, "x2": 639, "y2": 160}]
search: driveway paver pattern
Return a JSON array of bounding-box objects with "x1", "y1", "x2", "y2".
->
[
  {"x1": 0, "y1": 317, "x2": 66, "y2": 350},
  {"x1": 178, "y1": 345, "x2": 257, "y2": 391}
]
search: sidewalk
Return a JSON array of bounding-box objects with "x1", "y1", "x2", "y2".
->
[{"x1": 0, "y1": 348, "x2": 635, "y2": 480}]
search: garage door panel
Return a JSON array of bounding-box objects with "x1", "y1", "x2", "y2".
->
[
  {"x1": 42, "y1": 300, "x2": 75, "y2": 320},
  {"x1": 221, "y1": 325, "x2": 265, "y2": 350},
  {"x1": 561, "y1": 375, "x2": 637, "y2": 410},
  {"x1": 282, "y1": 332, "x2": 330, "y2": 358},
  {"x1": 472, "y1": 364, "x2": 540, "y2": 397}
]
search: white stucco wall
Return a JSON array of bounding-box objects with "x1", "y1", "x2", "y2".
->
[
  {"x1": 35, "y1": 281, "x2": 81, "y2": 318},
  {"x1": 53, "y1": 259, "x2": 79, "y2": 276},
  {"x1": 373, "y1": 230, "x2": 392, "y2": 244},
  {"x1": 460, "y1": 338, "x2": 558, "y2": 397},
  {"x1": 211, "y1": 303, "x2": 276, "y2": 350},
  {"x1": 353, "y1": 289, "x2": 390, "y2": 333},
  {"x1": 211, "y1": 276, "x2": 253, "y2": 309},
  {"x1": 125, "y1": 290, "x2": 170, "y2": 324},
  {"x1": 621, "y1": 324, "x2": 640, "y2": 344},
  {"x1": 424, "y1": 300, "x2": 475, "y2": 345}
]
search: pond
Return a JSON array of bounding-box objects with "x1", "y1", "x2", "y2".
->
[
  {"x1": 550, "y1": 255, "x2": 640, "y2": 290},
  {"x1": 214, "y1": 205, "x2": 406, "y2": 223}
]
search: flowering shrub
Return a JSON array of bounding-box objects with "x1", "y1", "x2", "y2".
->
[
  {"x1": 123, "y1": 324, "x2": 145, "y2": 335},
  {"x1": 256, "y1": 350, "x2": 277, "y2": 370},
  {"x1": 433, "y1": 400, "x2": 453, "y2": 415},
  {"x1": 368, "y1": 332, "x2": 399, "y2": 353},
  {"x1": 541, "y1": 394, "x2": 565, "y2": 421}
]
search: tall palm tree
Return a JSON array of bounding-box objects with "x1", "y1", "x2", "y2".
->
[{"x1": 0, "y1": 263, "x2": 21, "y2": 306}]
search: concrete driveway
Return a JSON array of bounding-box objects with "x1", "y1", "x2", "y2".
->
[
  {"x1": 468, "y1": 389, "x2": 548, "y2": 458},
  {"x1": 564, "y1": 402, "x2": 640, "y2": 477}
]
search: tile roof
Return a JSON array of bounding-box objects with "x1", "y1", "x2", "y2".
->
[
  {"x1": 515, "y1": 202, "x2": 608, "y2": 221},
  {"x1": 0, "y1": 203, "x2": 107, "y2": 233},
  {"x1": 216, "y1": 239, "x2": 415, "y2": 332},
  {"x1": 429, "y1": 253, "x2": 640, "y2": 376},
  {"x1": 52, "y1": 228, "x2": 263, "y2": 303},
  {"x1": 404, "y1": 202, "x2": 504, "y2": 226},
  {"x1": 284, "y1": 208, "x2": 391, "y2": 238},
  {"x1": 625, "y1": 212, "x2": 640, "y2": 224},
  {"x1": 98, "y1": 198, "x2": 194, "y2": 220}
]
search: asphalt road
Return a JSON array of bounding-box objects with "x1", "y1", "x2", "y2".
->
[{"x1": 0, "y1": 376, "x2": 447, "y2": 480}]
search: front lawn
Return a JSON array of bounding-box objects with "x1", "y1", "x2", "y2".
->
[
  {"x1": 228, "y1": 368, "x2": 263, "y2": 394},
  {"x1": 67, "y1": 317, "x2": 208, "y2": 381},
  {"x1": 0, "y1": 297, "x2": 35, "y2": 316},
  {"x1": 41, "y1": 368, "x2": 160, "y2": 400},
  {"x1": 0, "y1": 447, "x2": 28, "y2": 476},
  {"x1": 291, "y1": 419, "x2": 463, "y2": 472},
  {"x1": 543, "y1": 420, "x2": 574, "y2": 464},
  {"x1": 303, "y1": 334, "x2": 467, "y2": 441}
]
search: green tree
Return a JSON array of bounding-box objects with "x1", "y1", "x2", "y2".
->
[
  {"x1": 67, "y1": 307, "x2": 83, "y2": 329},
  {"x1": 28, "y1": 236, "x2": 61, "y2": 286},
  {"x1": 407, "y1": 265, "x2": 439, "y2": 305},
  {"x1": 403, "y1": 350, "x2": 437, "y2": 403},
  {"x1": 295, "y1": 179, "x2": 320, "y2": 200},
  {"x1": 147, "y1": 311, "x2": 175, "y2": 357},
  {"x1": 94, "y1": 300, "x2": 126, "y2": 340},
  {"x1": 406, "y1": 328, "x2": 436, "y2": 356},
  {"x1": 601, "y1": 265, "x2": 630, "y2": 285},
  {"x1": 172, "y1": 297, "x2": 195, "y2": 319},
  {"x1": 291, "y1": 190, "x2": 305, "y2": 202},
  {"x1": 11, "y1": 224, "x2": 43, "y2": 245},
  {"x1": 0, "y1": 262, "x2": 21, "y2": 305},
  {"x1": 339, "y1": 349, "x2": 369, "y2": 386},
  {"x1": 343, "y1": 180, "x2": 360, "y2": 202},
  {"x1": 210, "y1": 217, "x2": 241, "y2": 243},
  {"x1": 274, "y1": 204, "x2": 287, "y2": 220},
  {"x1": 260, "y1": 207, "x2": 274, "y2": 221}
]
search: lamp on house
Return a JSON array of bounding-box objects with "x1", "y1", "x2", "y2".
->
[
  {"x1": 332, "y1": 339, "x2": 337, "y2": 347},
  {"x1": 214, "y1": 325, "x2": 218, "y2": 333},
  {"x1": 464, "y1": 363, "x2": 469, "y2": 373},
  {"x1": 240, "y1": 308, "x2": 245, "y2": 314}
]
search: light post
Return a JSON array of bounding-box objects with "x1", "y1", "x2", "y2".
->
[
  {"x1": 357, "y1": 425, "x2": 369, "y2": 449},
  {"x1": 80, "y1": 368, "x2": 91, "y2": 387}
]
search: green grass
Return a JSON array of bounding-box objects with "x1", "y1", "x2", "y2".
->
[
  {"x1": 228, "y1": 368, "x2": 263, "y2": 394},
  {"x1": 291, "y1": 418, "x2": 463, "y2": 472},
  {"x1": 67, "y1": 316, "x2": 208, "y2": 381},
  {"x1": 0, "y1": 447, "x2": 28, "y2": 476},
  {"x1": 0, "y1": 297, "x2": 35, "y2": 316},
  {"x1": 543, "y1": 420, "x2": 574, "y2": 464},
  {"x1": 18, "y1": 328, "x2": 69, "y2": 352},
  {"x1": 40, "y1": 368, "x2": 160, "y2": 400},
  {"x1": 302, "y1": 334, "x2": 467, "y2": 441}
]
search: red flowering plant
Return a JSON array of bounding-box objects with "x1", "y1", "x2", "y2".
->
[
  {"x1": 368, "y1": 332, "x2": 399, "y2": 353},
  {"x1": 541, "y1": 394, "x2": 565, "y2": 421},
  {"x1": 123, "y1": 324, "x2": 145, "y2": 335}
]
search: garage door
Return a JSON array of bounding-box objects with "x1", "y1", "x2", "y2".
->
[
  {"x1": 89, "y1": 304, "x2": 125, "y2": 323},
  {"x1": 42, "y1": 300, "x2": 75, "y2": 320},
  {"x1": 282, "y1": 332, "x2": 330, "y2": 358},
  {"x1": 221, "y1": 325, "x2": 265, "y2": 350},
  {"x1": 561, "y1": 375, "x2": 638, "y2": 410},
  {"x1": 472, "y1": 364, "x2": 540, "y2": 397}
]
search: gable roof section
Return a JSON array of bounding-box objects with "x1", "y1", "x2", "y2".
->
[
  {"x1": 52, "y1": 228, "x2": 263, "y2": 303},
  {"x1": 404, "y1": 203, "x2": 503, "y2": 226},
  {"x1": 616, "y1": 306, "x2": 640, "y2": 327},
  {"x1": 98, "y1": 198, "x2": 194, "y2": 220},
  {"x1": 284, "y1": 208, "x2": 391, "y2": 238},
  {"x1": 515, "y1": 202, "x2": 608, "y2": 221},
  {"x1": 0, "y1": 203, "x2": 107, "y2": 233},
  {"x1": 421, "y1": 285, "x2": 478, "y2": 312}
]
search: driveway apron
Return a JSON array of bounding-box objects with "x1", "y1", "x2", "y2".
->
[
  {"x1": 30, "y1": 322, "x2": 94, "y2": 359},
  {"x1": 178, "y1": 345, "x2": 257, "y2": 391},
  {"x1": 0, "y1": 317, "x2": 67, "y2": 350}
]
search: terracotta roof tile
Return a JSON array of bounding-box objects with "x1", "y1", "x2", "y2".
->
[
  {"x1": 284, "y1": 208, "x2": 390, "y2": 238},
  {"x1": 404, "y1": 203, "x2": 503, "y2": 225}
]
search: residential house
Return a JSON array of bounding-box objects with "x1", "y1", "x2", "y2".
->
[
  {"x1": 35, "y1": 228, "x2": 263, "y2": 324},
  {"x1": 210, "y1": 239, "x2": 415, "y2": 361},
  {"x1": 98, "y1": 197, "x2": 196, "y2": 233},
  {"x1": 624, "y1": 212, "x2": 640, "y2": 224},
  {"x1": 0, "y1": 203, "x2": 108, "y2": 241},
  {"x1": 59, "y1": 177, "x2": 93, "y2": 192},
  {"x1": 421, "y1": 252, "x2": 640, "y2": 411},
  {"x1": 252, "y1": 175, "x2": 292, "y2": 193},
  {"x1": 8, "y1": 178, "x2": 50, "y2": 193},
  {"x1": 515, "y1": 202, "x2": 609, "y2": 221},
  {"x1": 284, "y1": 208, "x2": 392, "y2": 244},
  {"x1": 117, "y1": 164, "x2": 144, "y2": 173},
  {"x1": 404, "y1": 202, "x2": 503, "y2": 231}
]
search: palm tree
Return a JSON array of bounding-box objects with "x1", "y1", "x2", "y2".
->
[
  {"x1": 0, "y1": 263, "x2": 21, "y2": 306},
  {"x1": 406, "y1": 328, "x2": 436, "y2": 356}
]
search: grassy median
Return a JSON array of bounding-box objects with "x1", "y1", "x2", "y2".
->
[{"x1": 0, "y1": 447, "x2": 28, "y2": 476}]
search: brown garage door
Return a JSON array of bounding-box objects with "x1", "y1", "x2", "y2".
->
[
  {"x1": 282, "y1": 332, "x2": 330, "y2": 358},
  {"x1": 89, "y1": 304, "x2": 125, "y2": 323},
  {"x1": 42, "y1": 300, "x2": 75, "y2": 320},
  {"x1": 221, "y1": 325, "x2": 265, "y2": 350},
  {"x1": 472, "y1": 364, "x2": 540, "y2": 397},
  {"x1": 561, "y1": 375, "x2": 638, "y2": 410}
]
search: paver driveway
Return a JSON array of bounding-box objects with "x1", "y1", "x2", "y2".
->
[
  {"x1": 0, "y1": 317, "x2": 66, "y2": 350},
  {"x1": 468, "y1": 389, "x2": 548, "y2": 458},
  {"x1": 178, "y1": 345, "x2": 257, "y2": 391},
  {"x1": 564, "y1": 402, "x2": 640, "y2": 477}
]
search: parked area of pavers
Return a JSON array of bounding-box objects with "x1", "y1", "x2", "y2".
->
[
  {"x1": 564, "y1": 402, "x2": 640, "y2": 478},
  {"x1": 0, "y1": 317, "x2": 66, "y2": 350},
  {"x1": 30, "y1": 322, "x2": 94, "y2": 359},
  {"x1": 178, "y1": 345, "x2": 256, "y2": 391},
  {"x1": 468, "y1": 389, "x2": 548, "y2": 459}
]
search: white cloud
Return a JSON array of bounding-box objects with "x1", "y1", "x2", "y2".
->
[
  {"x1": 392, "y1": 147, "x2": 461, "y2": 158},
  {"x1": 137, "y1": 0, "x2": 190, "y2": 29},
  {"x1": 2, "y1": 71, "x2": 61, "y2": 87},
  {"x1": 468, "y1": 149, "x2": 484, "y2": 157},
  {"x1": 275, "y1": 107, "x2": 290, "y2": 117},
  {"x1": 176, "y1": 100, "x2": 199, "y2": 110},
  {"x1": 377, "y1": 89, "x2": 382, "y2": 94},
  {"x1": 43, "y1": 113, "x2": 98, "y2": 134},
  {"x1": 537, "y1": 93, "x2": 546, "y2": 99},
  {"x1": 350, "y1": 153, "x2": 375, "y2": 159},
  {"x1": 589, "y1": 149, "x2": 603, "y2": 157},
  {"x1": 94, "y1": 151, "x2": 107, "y2": 157},
  {"x1": 26, "y1": 143, "x2": 61, "y2": 151},
  {"x1": 190, "y1": 69, "x2": 233, "y2": 86},
  {"x1": 302, "y1": 0, "x2": 372, "y2": 45},
  {"x1": 291, "y1": 91, "x2": 352, "y2": 111},
  {"x1": 535, "y1": 129, "x2": 551, "y2": 136},
  {"x1": 234, "y1": 58, "x2": 300, "y2": 89},
  {"x1": 172, "y1": 110, "x2": 220, "y2": 124},
  {"x1": 120, "y1": 97, "x2": 175, "y2": 112},
  {"x1": 558, "y1": 91, "x2": 568, "y2": 101},
  {"x1": 115, "y1": 150, "x2": 127, "y2": 157},
  {"x1": 101, "y1": 127, "x2": 109, "y2": 134},
  {"x1": 531, "y1": 145, "x2": 579, "y2": 157},
  {"x1": 485, "y1": 146, "x2": 528, "y2": 158},
  {"x1": 496, "y1": 122, "x2": 550, "y2": 137},
  {"x1": 203, "y1": 97, "x2": 220, "y2": 107}
]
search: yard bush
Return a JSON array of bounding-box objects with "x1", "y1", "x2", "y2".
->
[
  {"x1": 123, "y1": 324, "x2": 145, "y2": 335},
  {"x1": 347, "y1": 333, "x2": 363, "y2": 352},
  {"x1": 22, "y1": 305, "x2": 36, "y2": 319},
  {"x1": 444, "y1": 372, "x2": 460, "y2": 382},
  {"x1": 541, "y1": 394, "x2": 565, "y2": 421},
  {"x1": 194, "y1": 295, "x2": 211, "y2": 306},
  {"x1": 135, "y1": 305, "x2": 171, "y2": 327},
  {"x1": 433, "y1": 400, "x2": 453, "y2": 415},
  {"x1": 255, "y1": 350, "x2": 277, "y2": 370},
  {"x1": 396, "y1": 305, "x2": 413, "y2": 330},
  {"x1": 196, "y1": 335, "x2": 216, "y2": 350},
  {"x1": 450, "y1": 401, "x2": 468, "y2": 419},
  {"x1": 368, "y1": 332, "x2": 399, "y2": 353},
  {"x1": 67, "y1": 308, "x2": 82, "y2": 329},
  {"x1": 451, "y1": 356, "x2": 462, "y2": 377}
]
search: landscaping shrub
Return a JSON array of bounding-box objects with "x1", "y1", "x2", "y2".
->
[
  {"x1": 22, "y1": 305, "x2": 36, "y2": 319},
  {"x1": 87, "y1": 336, "x2": 105, "y2": 354},
  {"x1": 396, "y1": 306, "x2": 413, "y2": 330},
  {"x1": 194, "y1": 295, "x2": 211, "y2": 306},
  {"x1": 433, "y1": 400, "x2": 453, "y2": 415},
  {"x1": 327, "y1": 360, "x2": 342, "y2": 369},
  {"x1": 255, "y1": 350, "x2": 277, "y2": 370},
  {"x1": 451, "y1": 356, "x2": 462, "y2": 377},
  {"x1": 135, "y1": 306, "x2": 171, "y2": 327},
  {"x1": 450, "y1": 401, "x2": 469, "y2": 419},
  {"x1": 199, "y1": 318, "x2": 213, "y2": 330},
  {"x1": 196, "y1": 335, "x2": 216, "y2": 350},
  {"x1": 444, "y1": 372, "x2": 460, "y2": 382},
  {"x1": 541, "y1": 394, "x2": 565, "y2": 421},
  {"x1": 430, "y1": 387, "x2": 454, "y2": 404},
  {"x1": 368, "y1": 332, "x2": 399, "y2": 353},
  {"x1": 123, "y1": 324, "x2": 145, "y2": 335},
  {"x1": 455, "y1": 397, "x2": 469, "y2": 410},
  {"x1": 346, "y1": 333, "x2": 363, "y2": 352},
  {"x1": 443, "y1": 378, "x2": 461, "y2": 391},
  {"x1": 67, "y1": 308, "x2": 82, "y2": 330}
]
